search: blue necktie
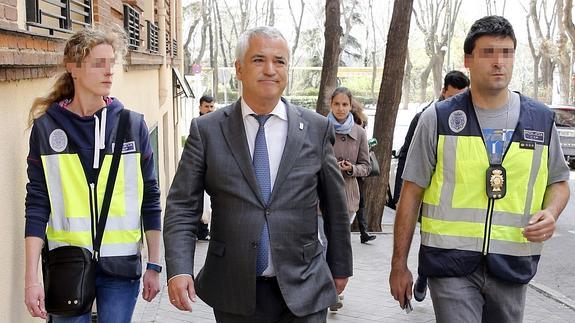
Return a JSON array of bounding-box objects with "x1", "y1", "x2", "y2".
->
[{"x1": 252, "y1": 114, "x2": 272, "y2": 276}]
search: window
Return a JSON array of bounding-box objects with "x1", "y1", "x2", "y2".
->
[
  {"x1": 123, "y1": 4, "x2": 140, "y2": 50},
  {"x1": 26, "y1": 0, "x2": 92, "y2": 35},
  {"x1": 147, "y1": 21, "x2": 159, "y2": 54}
]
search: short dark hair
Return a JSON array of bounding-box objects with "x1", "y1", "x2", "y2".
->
[
  {"x1": 443, "y1": 70, "x2": 470, "y2": 90},
  {"x1": 199, "y1": 95, "x2": 214, "y2": 105},
  {"x1": 464, "y1": 15, "x2": 516, "y2": 55}
]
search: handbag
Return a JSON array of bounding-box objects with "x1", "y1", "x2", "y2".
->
[
  {"x1": 42, "y1": 110, "x2": 130, "y2": 316},
  {"x1": 368, "y1": 151, "x2": 380, "y2": 177}
]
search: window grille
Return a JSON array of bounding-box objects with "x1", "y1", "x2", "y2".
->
[
  {"x1": 123, "y1": 4, "x2": 140, "y2": 50},
  {"x1": 147, "y1": 21, "x2": 159, "y2": 54},
  {"x1": 26, "y1": 0, "x2": 92, "y2": 35}
]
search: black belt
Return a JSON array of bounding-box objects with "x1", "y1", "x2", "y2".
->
[{"x1": 256, "y1": 276, "x2": 277, "y2": 282}]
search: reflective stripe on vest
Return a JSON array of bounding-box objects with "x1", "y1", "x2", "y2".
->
[
  {"x1": 421, "y1": 135, "x2": 547, "y2": 257},
  {"x1": 42, "y1": 153, "x2": 143, "y2": 257}
]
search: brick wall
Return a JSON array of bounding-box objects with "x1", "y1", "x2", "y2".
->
[
  {"x1": 1, "y1": 0, "x2": 174, "y2": 82},
  {"x1": 0, "y1": 29, "x2": 65, "y2": 81},
  {"x1": 0, "y1": 0, "x2": 18, "y2": 30}
]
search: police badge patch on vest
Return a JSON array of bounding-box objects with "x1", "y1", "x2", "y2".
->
[
  {"x1": 486, "y1": 165, "x2": 506, "y2": 199},
  {"x1": 448, "y1": 110, "x2": 467, "y2": 133},
  {"x1": 49, "y1": 129, "x2": 68, "y2": 153}
]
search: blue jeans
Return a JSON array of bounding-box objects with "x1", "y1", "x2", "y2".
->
[{"x1": 49, "y1": 269, "x2": 140, "y2": 323}]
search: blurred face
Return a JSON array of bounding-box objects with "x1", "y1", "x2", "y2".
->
[
  {"x1": 442, "y1": 85, "x2": 467, "y2": 99},
  {"x1": 235, "y1": 36, "x2": 289, "y2": 106},
  {"x1": 464, "y1": 35, "x2": 514, "y2": 94},
  {"x1": 68, "y1": 44, "x2": 115, "y2": 97},
  {"x1": 330, "y1": 93, "x2": 352, "y2": 123},
  {"x1": 199, "y1": 101, "x2": 214, "y2": 114}
]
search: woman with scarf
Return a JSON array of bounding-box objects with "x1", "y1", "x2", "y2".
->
[{"x1": 327, "y1": 87, "x2": 371, "y2": 311}]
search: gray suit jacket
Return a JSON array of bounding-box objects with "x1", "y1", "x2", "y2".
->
[{"x1": 164, "y1": 99, "x2": 353, "y2": 316}]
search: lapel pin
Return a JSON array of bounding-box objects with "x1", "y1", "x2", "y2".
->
[{"x1": 299, "y1": 122, "x2": 304, "y2": 130}]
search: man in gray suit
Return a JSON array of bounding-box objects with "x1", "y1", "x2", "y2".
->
[{"x1": 163, "y1": 26, "x2": 353, "y2": 322}]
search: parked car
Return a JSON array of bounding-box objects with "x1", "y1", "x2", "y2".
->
[{"x1": 549, "y1": 104, "x2": 575, "y2": 168}]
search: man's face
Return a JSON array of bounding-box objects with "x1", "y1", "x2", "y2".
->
[
  {"x1": 199, "y1": 101, "x2": 214, "y2": 114},
  {"x1": 235, "y1": 36, "x2": 289, "y2": 104},
  {"x1": 442, "y1": 85, "x2": 467, "y2": 99},
  {"x1": 464, "y1": 35, "x2": 514, "y2": 94}
]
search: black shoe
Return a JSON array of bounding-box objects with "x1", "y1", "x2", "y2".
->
[
  {"x1": 413, "y1": 276, "x2": 427, "y2": 302},
  {"x1": 360, "y1": 235, "x2": 376, "y2": 244}
]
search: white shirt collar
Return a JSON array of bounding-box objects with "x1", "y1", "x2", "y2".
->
[{"x1": 241, "y1": 97, "x2": 288, "y2": 121}]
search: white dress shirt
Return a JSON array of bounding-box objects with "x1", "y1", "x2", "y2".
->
[{"x1": 241, "y1": 98, "x2": 288, "y2": 276}]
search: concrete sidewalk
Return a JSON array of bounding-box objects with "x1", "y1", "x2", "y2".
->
[{"x1": 133, "y1": 212, "x2": 575, "y2": 322}]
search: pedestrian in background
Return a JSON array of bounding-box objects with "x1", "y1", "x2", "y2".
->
[
  {"x1": 350, "y1": 98, "x2": 377, "y2": 244},
  {"x1": 164, "y1": 26, "x2": 352, "y2": 322},
  {"x1": 393, "y1": 70, "x2": 470, "y2": 210},
  {"x1": 24, "y1": 28, "x2": 162, "y2": 322},
  {"x1": 327, "y1": 87, "x2": 371, "y2": 311},
  {"x1": 199, "y1": 95, "x2": 215, "y2": 116},
  {"x1": 390, "y1": 16, "x2": 569, "y2": 322}
]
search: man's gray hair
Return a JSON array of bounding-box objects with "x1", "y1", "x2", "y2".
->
[{"x1": 235, "y1": 26, "x2": 289, "y2": 64}]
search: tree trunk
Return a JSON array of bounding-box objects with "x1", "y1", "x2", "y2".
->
[
  {"x1": 194, "y1": 0, "x2": 211, "y2": 65},
  {"x1": 526, "y1": 14, "x2": 540, "y2": 100},
  {"x1": 369, "y1": 0, "x2": 377, "y2": 101},
  {"x1": 431, "y1": 53, "x2": 445, "y2": 97},
  {"x1": 316, "y1": 0, "x2": 342, "y2": 116},
  {"x1": 556, "y1": 0, "x2": 570, "y2": 104},
  {"x1": 184, "y1": 16, "x2": 201, "y2": 74},
  {"x1": 419, "y1": 61, "x2": 432, "y2": 102},
  {"x1": 365, "y1": 0, "x2": 414, "y2": 231},
  {"x1": 210, "y1": 0, "x2": 218, "y2": 99},
  {"x1": 563, "y1": 0, "x2": 575, "y2": 103},
  {"x1": 266, "y1": 0, "x2": 275, "y2": 26},
  {"x1": 287, "y1": 0, "x2": 305, "y2": 96},
  {"x1": 402, "y1": 50, "x2": 412, "y2": 110},
  {"x1": 214, "y1": 0, "x2": 228, "y2": 67}
]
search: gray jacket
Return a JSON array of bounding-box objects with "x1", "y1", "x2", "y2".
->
[{"x1": 163, "y1": 99, "x2": 353, "y2": 316}]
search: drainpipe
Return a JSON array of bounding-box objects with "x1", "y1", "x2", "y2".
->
[{"x1": 158, "y1": 0, "x2": 168, "y2": 106}]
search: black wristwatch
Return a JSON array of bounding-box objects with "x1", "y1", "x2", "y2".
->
[{"x1": 146, "y1": 262, "x2": 162, "y2": 273}]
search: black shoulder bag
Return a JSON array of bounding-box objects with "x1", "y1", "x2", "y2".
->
[{"x1": 42, "y1": 110, "x2": 130, "y2": 317}]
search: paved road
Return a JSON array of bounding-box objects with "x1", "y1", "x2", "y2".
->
[
  {"x1": 530, "y1": 175, "x2": 575, "y2": 306},
  {"x1": 133, "y1": 209, "x2": 575, "y2": 322}
]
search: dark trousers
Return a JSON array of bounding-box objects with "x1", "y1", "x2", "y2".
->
[
  {"x1": 356, "y1": 179, "x2": 370, "y2": 238},
  {"x1": 213, "y1": 278, "x2": 327, "y2": 323}
]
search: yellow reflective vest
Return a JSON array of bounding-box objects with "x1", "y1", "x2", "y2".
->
[
  {"x1": 35, "y1": 110, "x2": 144, "y2": 258},
  {"x1": 419, "y1": 91, "x2": 554, "y2": 284}
]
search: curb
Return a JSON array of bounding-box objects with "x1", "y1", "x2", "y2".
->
[{"x1": 528, "y1": 281, "x2": 575, "y2": 311}]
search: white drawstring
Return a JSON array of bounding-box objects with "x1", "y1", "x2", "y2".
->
[
  {"x1": 93, "y1": 115, "x2": 100, "y2": 169},
  {"x1": 100, "y1": 108, "x2": 107, "y2": 149},
  {"x1": 92, "y1": 107, "x2": 108, "y2": 169}
]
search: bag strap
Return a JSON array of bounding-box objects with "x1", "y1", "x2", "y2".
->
[{"x1": 93, "y1": 109, "x2": 130, "y2": 260}]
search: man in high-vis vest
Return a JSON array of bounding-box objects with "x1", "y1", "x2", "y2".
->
[{"x1": 390, "y1": 15, "x2": 570, "y2": 322}]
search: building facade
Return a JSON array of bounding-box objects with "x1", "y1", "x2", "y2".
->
[{"x1": 0, "y1": 0, "x2": 189, "y2": 320}]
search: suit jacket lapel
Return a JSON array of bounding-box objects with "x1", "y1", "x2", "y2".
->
[
  {"x1": 221, "y1": 101, "x2": 265, "y2": 205},
  {"x1": 270, "y1": 101, "x2": 306, "y2": 203}
]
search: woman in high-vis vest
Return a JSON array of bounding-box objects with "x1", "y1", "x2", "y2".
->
[{"x1": 23, "y1": 28, "x2": 162, "y2": 322}]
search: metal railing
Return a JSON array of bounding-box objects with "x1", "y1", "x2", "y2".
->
[
  {"x1": 123, "y1": 4, "x2": 140, "y2": 50},
  {"x1": 172, "y1": 39, "x2": 177, "y2": 57},
  {"x1": 26, "y1": 0, "x2": 91, "y2": 35},
  {"x1": 147, "y1": 21, "x2": 159, "y2": 54}
]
